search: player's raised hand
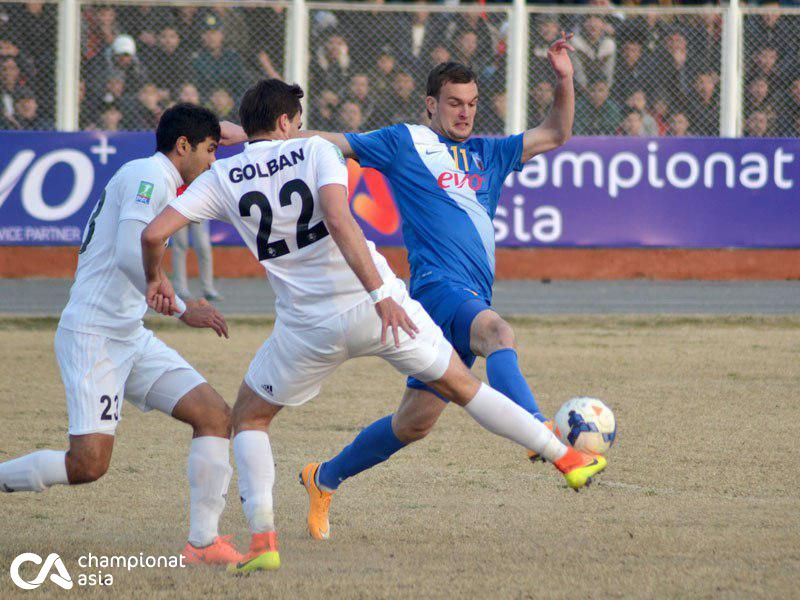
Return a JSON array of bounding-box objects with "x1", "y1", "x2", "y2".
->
[
  {"x1": 548, "y1": 31, "x2": 575, "y2": 79},
  {"x1": 375, "y1": 298, "x2": 419, "y2": 348},
  {"x1": 180, "y1": 298, "x2": 229, "y2": 338}
]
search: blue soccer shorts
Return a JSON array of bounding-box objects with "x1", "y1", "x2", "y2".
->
[{"x1": 406, "y1": 279, "x2": 491, "y2": 399}]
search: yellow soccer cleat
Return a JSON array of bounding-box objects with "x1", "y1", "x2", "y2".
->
[
  {"x1": 228, "y1": 532, "x2": 280, "y2": 574},
  {"x1": 526, "y1": 419, "x2": 554, "y2": 463},
  {"x1": 299, "y1": 462, "x2": 333, "y2": 540},
  {"x1": 553, "y1": 447, "x2": 607, "y2": 491}
]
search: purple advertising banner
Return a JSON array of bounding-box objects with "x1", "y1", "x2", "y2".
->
[{"x1": 1, "y1": 132, "x2": 798, "y2": 248}]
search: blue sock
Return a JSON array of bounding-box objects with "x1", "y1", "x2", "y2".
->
[
  {"x1": 486, "y1": 348, "x2": 545, "y2": 421},
  {"x1": 318, "y1": 415, "x2": 405, "y2": 491}
]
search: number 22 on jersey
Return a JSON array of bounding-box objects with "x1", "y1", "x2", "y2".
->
[{"x1": 238, "y1": 178, "x2": 329, "y2": 261}]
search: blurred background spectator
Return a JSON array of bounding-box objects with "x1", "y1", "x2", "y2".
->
[
  {"x1": 193, "y1": 12, "x2": 252, "y2": 99},
  {"x1": 337, "y1": 100, "x2": 364, "y2": 132},
  {"x1": 2, "y1": 2, "x2": 798, "y2": 139},
  {"x1": 572, "y1": 16, "x2": 616, "y2": 95},
  {"x1": 575, "y1": 78, "x2": 620, "y2": 135}
]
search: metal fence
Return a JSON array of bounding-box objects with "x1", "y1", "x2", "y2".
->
[
  {"x1": 741, "y1": 6, "x2": 800, "y2": 137},
  {"x1": 1, "y1": 0, "x2": 799, "y2": 137},
  {"x1": 0, "y1": 0, "x2": 59, "y2": 130}
]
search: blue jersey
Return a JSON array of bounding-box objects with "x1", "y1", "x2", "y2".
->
[{"x1": 345, "y1": 124, "x2": 524, "y2": 302}]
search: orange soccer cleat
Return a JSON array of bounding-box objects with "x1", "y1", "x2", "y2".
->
[
  {"x1": 553, "y1": 447, "x2": 607, "y2": 491},
  {"x1": 181, "y1": 535, "x2": 243, "y2": 566},
  {"x1": 299, "y1": 462, "x2": 333, "y2": 540}
]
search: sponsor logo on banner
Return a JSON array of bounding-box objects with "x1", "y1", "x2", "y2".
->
[{"x1": 1, "y1": 133, "x2": 797, "y2": 248}]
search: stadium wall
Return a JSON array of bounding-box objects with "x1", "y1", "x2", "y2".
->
[{"x1": 1, "y1": 247, "x2": 798, "y2": 280}]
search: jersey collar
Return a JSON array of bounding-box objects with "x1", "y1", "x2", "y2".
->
[
  {"x1": 430, "y1": 127, "x2": 470, "y2": 146},
  {"x1": 153, "y1": 152, "x2": 183, "y2": 189}
]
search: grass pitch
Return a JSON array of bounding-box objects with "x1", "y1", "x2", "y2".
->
[{"x1": 1, "y1": 316, "x2": 798, "y2": 598}]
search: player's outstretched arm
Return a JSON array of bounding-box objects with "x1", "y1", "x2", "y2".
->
[
  {"x1": 319, "y1": 183, "x2": 418, "y2": 347},
  {"x1": 299, "y1": 131, "x2": 356, "y2": 160},
  {"x1": 218, "y1": 120, "x2": 357, "y2": 160},
  {"x1": 522, "y1": 32, "x2": 575, "y2": 162},
  {"x1": 219, "y1": 120, "x2": 248, "y2": 146}
]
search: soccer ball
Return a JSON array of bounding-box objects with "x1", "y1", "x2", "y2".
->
[{"x1": 553, "y1": 397, "x2": 616, "y2": 456}]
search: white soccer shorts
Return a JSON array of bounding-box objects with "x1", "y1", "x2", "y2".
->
[
  {"x1": 54, "y1": 327, "x2": 206, "y2": 435},
  {"x1": 245, "y1": 278, "x2": 453, "y2": 406}
]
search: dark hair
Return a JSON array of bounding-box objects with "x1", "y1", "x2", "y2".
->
[
  {"x1": 426, "y1": 62, "x2": 476, "y2": 99},
  {"x1": 239, "y1": 79, "x2": 304, "y2": 136},
  {"x1": 155, "y1": 103, "x2": 220, "y2": 153}
]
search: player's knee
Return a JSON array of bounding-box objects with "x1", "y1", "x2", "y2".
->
[
  {"x1": 66, "y1": 450, "x2": 109, "y2": 484},
  {"x1": 193, "y1": 398, "x2": 232, "y2": 438},
  {"x1": 488, "y1": 318, "x2": 516, "y2": 350},
  {"x1": 392, "y1": 412, "x2": 436, "y2": 443},
  {"x1": 231, "y1": 382, "x2": 280, "y2": 433}
]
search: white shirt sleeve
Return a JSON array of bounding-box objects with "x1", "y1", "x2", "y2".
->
[
  {"x1": 313, "y1": 138, "x2": 349, "y2": 190},
  {"x1": 169, "y1": 169, "x2": 228, "y2": 223},
  {"x1": 118, "y1": 173, "x2": 170, "y2": 225}
]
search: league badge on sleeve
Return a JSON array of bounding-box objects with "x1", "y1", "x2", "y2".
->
[{"x1": 136, "y1": 181, "x2": 155, "y2": 205}]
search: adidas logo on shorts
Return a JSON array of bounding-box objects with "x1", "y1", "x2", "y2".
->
[{"x1": 262, "y1": 384, "x2": 273, "y2": 396}]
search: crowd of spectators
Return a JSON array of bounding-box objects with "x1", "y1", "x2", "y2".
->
[{"x1": 1, "y1": 0, "x2": 799, "y2": 138}]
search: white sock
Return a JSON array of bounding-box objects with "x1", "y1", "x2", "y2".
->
[
  {"x1": 0, "y1": 450, "x2": 68, "y2": 492},
  {"x1": 464, "y1": 384, "x2": 568, "y2": 463},
  {"x1": 233, "y1": 430, "x2": 275, "y2": 534},
  {"x1": 187, "y1": 436, "x2": 232, "y2": 548}
]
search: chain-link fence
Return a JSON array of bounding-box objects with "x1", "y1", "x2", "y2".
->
[
  {"x1": 0, "y1": 0, "x2": 59, "y2": 130},
  {"x1": 742, "y1": 6, "x2": 800, "y2": 138},
  {"x1": 305, "y1": 4, "x2": 510, "y2": 135},
  {"x1": 77, "y1": 1, "x2": 287, "y2": 131},
  {"x1": 528, "y1": 7, "x2": 725, "y2": 137},
  {"x1": 2, "y1": 0, "x2": 799, "y2": 137}
]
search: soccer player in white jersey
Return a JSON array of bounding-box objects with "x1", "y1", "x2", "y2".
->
[
  {"x1": 0, "y1": 104, "x2": 243, "y2": 566},
  {"x1": 141, "y1": 80, "x2": 605, "y2": 573}
]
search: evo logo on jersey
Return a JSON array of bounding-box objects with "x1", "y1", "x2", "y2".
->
[
  {"x1": 437, "y1": 172, "x2": 485, "y2": 191},
  {"x1": 135, "y1": 181, "x2": 154, "y2": 205}
]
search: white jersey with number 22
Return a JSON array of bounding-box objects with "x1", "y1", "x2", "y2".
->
[{"x1": 171, "y1": 136, "x2": 395, "y2": 328}]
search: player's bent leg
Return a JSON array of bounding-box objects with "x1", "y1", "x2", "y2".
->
[
  {"x1": 392, "y1": 387, "x2": 447, "y2": 443},
  {"x1": 66, "y1": 434, "x2": 114, "y2": 484},
  {"x1": 230, "y1": 381, "x2": 282, "y2": 573},
  {"x1": 304, "y1": 388, "x2": 446, "y2": 541},
  {"x1": 170, "y1": 382, "x2": 232, "y2": 438},
  {"x1": 425, "y1": 353, "x2": 606, "y2": 491},
  {"x1": 470, "y1": 309, "x2": 546, "y2": 425},
  {"x1": 0, "y1": 437, "x2": 98, "y2": 492},
  {"x1": 146, "y1": 377, "x2": 239, "y2": 565}
]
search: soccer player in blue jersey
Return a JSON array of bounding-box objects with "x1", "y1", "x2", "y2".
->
[
  {"x1": 218, "y1": 34, "x2": 582, "y2": 540},
  {"x1": 292, "y1": 34, "x2": 580, "y2": 540}
]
